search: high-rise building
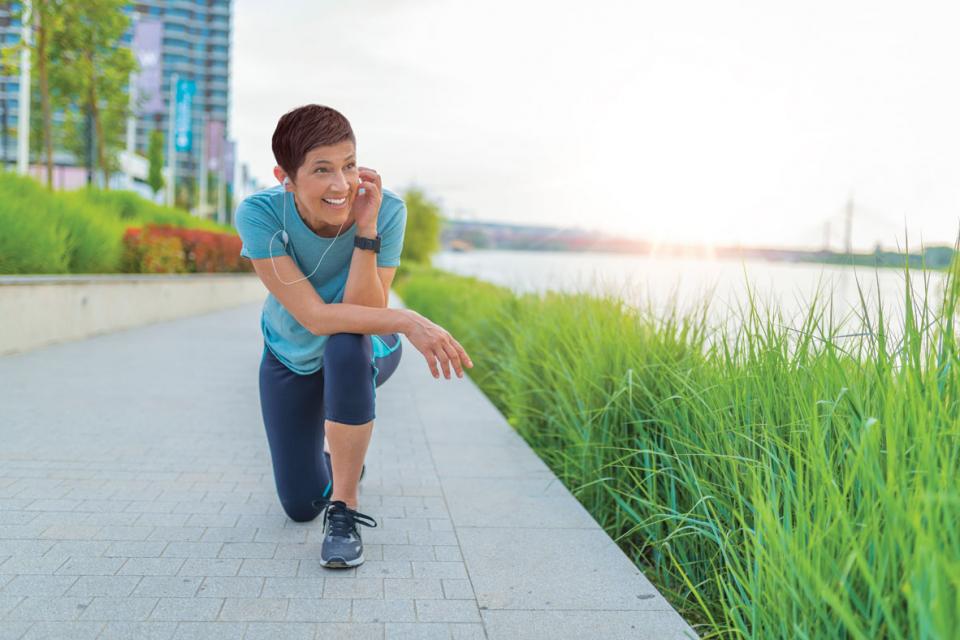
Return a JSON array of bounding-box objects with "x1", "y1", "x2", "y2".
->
[
  {"x1": 0, "y1": 0, "x2": 233, "y2": 214},
  {"x1": 125, "y1": 1, "x2": 233, "y2": 193}
]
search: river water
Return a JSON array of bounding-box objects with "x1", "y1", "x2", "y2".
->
[{"x1": 433, "y1": 249, "x2": 953, "y2": 348}]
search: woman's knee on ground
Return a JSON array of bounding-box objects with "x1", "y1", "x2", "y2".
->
[{"x1": 281, "y1": 498, "x2": 324, "y2": 523}]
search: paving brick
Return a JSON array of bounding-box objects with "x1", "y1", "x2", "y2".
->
[
  {"x1": 5, "y1": 596, "x2": 92, "y2": 620},
  {"x1": 42, "y1": 540, "x2": 111, "y2": 559},
  {"x1": 260, "y1": 577, "x2": 324, "y2": 599},
  {"x1": 382, "y1": 545, "x2": 436, "y2": 562},
  {"x1": 200, "y1": 526, "x2": 257, "y2": 542},
  {"x1": 184, "y1": 514, "x2": 239, "y2": 528},
  {"x1": 66, "y1": 575, "x2": 143, "y2": 598},
  {"x1": 168, "y1": 621, "x2": 247, "y2": 639},
  {"x1": 410, "y1": 562, "x2": 468, "y2": 580},
  {"x1": 148, "y1": 597, "x2": 223, "y2": 621},
  {"x1": 384, "y1": 622, "x2": 451, "y2": 640},
  {"x1": 253, "y1": 527, "x2": 308, "y2": 543},
  {"x1": 244, "y1": 622, "x2": 317, "y2": 640},
  {"x1": 38, "y1": 525, "x2": 101, "y2": 540},
  {"x1": 415, "y1": 599, "x2": 481, "y2": 623},
  {"x1": 273, "y1": 542, "x2": 324, "y2": 560},
  {"x1": 133, "y1": 514, "x2": 189, "y2": 528},
  {"x1": 352, "y1": 598, "x2": 416, "y2": 623},
  {"x1": 0, "y1": 554, "x2": 68, "y2": 574},
  {"x1": 195, "y1": 576, "x2": 264, "y2": 598},
  {"x1": 284, "y1": 597, "x2": 351, "y2": 622},
  {"x1": 0, "y1": 575, "x2": 78, "y2": 596},
  {"x1": 441, "y1": 579, "x2": 474, "y2": 600},
  {"x1": 54, "y1": 556, "x2": 126, "y2": 575},
  {"x1": 94, "y1": 620, "x2": 178, "y2": 639},
  {"x1": 132, "y1": 576, "x2": 203, "y2": 598},
  {"x1": 103, "y1": 541, "x2": 168, "y2": 558},
  {"x1": 217, "y1": 542, "x2": 276, "y2": 558},
  {"x1": 19, "y1": 621, "x2": 105, "y2": 639},
  {"x1": 177, "y1": 558, "x2": 242, "y2": 577},
  {"x1": 237, "y1": 558, "x2": 299, "y2": 577},
  {"x1": 323, "y1": 577, "x2": 384, "y2": 599},
  {"x1": 384, "y1": 577, "x2": 443, "y2": 600},
  {"x1": 117, "y1": 557, "x2": 185, "y2": 576},
  {"x1": 450, "y1": 623, "x2": 486, "y2": 640},
  {"x1": 146, "y1": 527, "x2": 205, "y2": 542},
  {"x1": 77, "y1": 596, "x2": 159, "y2": 621},
  {"x1": 0, "y1": 594, "x2": 24, "y2": 617},
  {"x1": 161, "y1": 542, "x2": 223, "y2": 558},
  {"x1": 217, "y1": 597, "x2": 287, "y2": 621}
]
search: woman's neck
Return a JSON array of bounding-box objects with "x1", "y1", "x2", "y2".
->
[{"x1": 293, "y1": 193, "x2": 354, "y2": 237}]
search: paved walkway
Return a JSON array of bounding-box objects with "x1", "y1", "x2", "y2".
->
[{"x1": 0, "y1": 299, "x2": 698, "y2": 640}]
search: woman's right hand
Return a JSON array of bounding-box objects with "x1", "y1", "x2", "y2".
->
[{"x1": 401, "y1": 309, "x2": 473, "y2": 379}]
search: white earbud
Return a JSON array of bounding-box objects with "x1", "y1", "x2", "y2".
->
[{"x1": 279, "y1": 177, "x2": 291, "y2": 244}]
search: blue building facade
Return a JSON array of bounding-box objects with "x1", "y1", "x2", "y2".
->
[{"x1": 0, "y1": 0, "x2": 232, "y2": 196}]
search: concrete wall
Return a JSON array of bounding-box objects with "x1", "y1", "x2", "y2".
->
[{"x1": 0, "y1": 274, "x2": 267, "y2": 356}]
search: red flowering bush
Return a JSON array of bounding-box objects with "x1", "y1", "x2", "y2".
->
[{"x1": 121, "y1": 224, "x2": 251, "y2": 274}]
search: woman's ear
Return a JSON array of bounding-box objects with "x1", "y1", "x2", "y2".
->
[{"x1": 272, "y1": 166, "x2": 288, "y2": 188}]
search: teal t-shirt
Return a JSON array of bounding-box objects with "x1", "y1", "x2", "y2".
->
[{"x1": 235, "y1": 184, "x2": 407, "y2": 375}]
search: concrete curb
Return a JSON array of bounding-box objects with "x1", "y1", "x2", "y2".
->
[{"x1": 0, "y1": 273, "x2": 266, "y2": 356}]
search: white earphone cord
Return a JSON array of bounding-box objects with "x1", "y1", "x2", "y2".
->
[{"x1": 269, "y1": 185, "x2": 346, "y2": 286}]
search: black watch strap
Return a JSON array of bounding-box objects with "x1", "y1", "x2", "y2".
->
[{"x1": 354, "y1": 233, "x2": 381, "y2": 253}]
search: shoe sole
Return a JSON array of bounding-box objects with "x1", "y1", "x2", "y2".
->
[{"x1": 319, "y1": 553, "x2": 364, "y2": 568}]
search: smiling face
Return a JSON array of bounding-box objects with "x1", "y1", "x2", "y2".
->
[{"x1": 280, "y1": 139, "x2": 360, "y2": 234}]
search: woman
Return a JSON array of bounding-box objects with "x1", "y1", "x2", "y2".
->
[{"x1": 235, "y1": 104, "x2": 472, "y2": 569}]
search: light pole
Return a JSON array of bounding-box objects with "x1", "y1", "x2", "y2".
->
[
  {"x1": 165, "y1": 72, "x2": 177, "y2": 207},
  {"x1": 16, "y1": 0, "x2": 32, "y2": 175}
]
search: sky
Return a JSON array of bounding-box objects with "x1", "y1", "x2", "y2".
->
[{"x1": 230, "y1": 0, "x2": 960, "y2": 252}]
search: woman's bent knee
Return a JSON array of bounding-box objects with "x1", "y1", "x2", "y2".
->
[
  {"x1": 282, "y1": 499, "x2": 323, "y2": 523},
  {"x1": 323, "y1": 333, "x2": 370, "y2": 370}
]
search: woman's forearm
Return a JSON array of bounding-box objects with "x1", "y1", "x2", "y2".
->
[{"x1": 308, "y1": 303, "x2": 412, "y2": 336}]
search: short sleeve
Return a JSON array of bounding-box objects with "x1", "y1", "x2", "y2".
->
[
  {"x1": 235, "y1": 197, "x2": 287, "y2": 260},
  {"x1": 377, "y1": 199, "x2": 407, "y2": 267}
]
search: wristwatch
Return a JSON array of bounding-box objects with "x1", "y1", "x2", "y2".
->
[{"x1": 354, "y1": 233, "x2": 381, "y2": 253}]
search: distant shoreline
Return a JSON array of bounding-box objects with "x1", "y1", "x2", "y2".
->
[{"x1": 440, "y1": 245, "x2": 955, "y2": 271}]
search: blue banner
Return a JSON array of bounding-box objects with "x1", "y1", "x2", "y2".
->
[{"x1": 174, "y1": 79, "x2": 195, "y2": 152}]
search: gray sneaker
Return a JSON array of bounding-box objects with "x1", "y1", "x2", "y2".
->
[{"x1": 318, "y1": 500, "x2": 378, "y2": 568}]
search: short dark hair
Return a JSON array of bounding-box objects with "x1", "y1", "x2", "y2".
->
[{"x1": 271, "y1": 104, "x2": 355, "y2": 182}]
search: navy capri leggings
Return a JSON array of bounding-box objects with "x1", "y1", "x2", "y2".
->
[{"x1": 258, "y1": 332, "x2": 403, "y2": 522}]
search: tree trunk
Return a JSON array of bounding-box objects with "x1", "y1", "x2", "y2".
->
[
  {"x1": 37, "y1": 0, "x2": 53, "y2": 189},
  {"x1": 88, "y1": 49, "x2": 108, "y2": 189}
]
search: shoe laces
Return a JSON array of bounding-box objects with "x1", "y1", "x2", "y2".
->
[{"x1": 321, "y1": 500, "x2": 378, "y2": 538}]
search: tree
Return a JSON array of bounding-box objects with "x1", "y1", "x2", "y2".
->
[
  {"x1": 34, "y1": 0, "x2": 57, "y2": 188},
  {"x1": 146, "y1": 128, "x2": 163, "y2": 195},
  {"x1": 400, "y1": 186, "x2": 442, "y2": 265},
  {"x1": 48, "y1": 0, "x2": 135, "y2": 188},
  {"x1": 0, "y1": 0, "x2": 64, "y2": 185}
]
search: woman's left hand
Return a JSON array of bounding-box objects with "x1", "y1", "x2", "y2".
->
[{"x1": 352, "y1": 167, "x2": 382, "y2": 236}]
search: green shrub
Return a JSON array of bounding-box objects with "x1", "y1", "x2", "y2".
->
[
  {"x1": 0, "y1": 174, "x2": 70, "y2": 274},
  {"x1": 0, "y1": 173, "x2": 238, "y2": 274},
  {"x1": 53, "y1": 191, "x2": 124, "y2": 273},
  {"x1": 79, "y1": 188, "x2": 231, "y2": 233}
]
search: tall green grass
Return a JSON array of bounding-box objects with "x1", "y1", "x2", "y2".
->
[
  {"x1": 0, "y1": 173, "x2": 232, "y2": 274},
  {"x1": 395, "y1": 257, "x2": 960, "y2": 639}
]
